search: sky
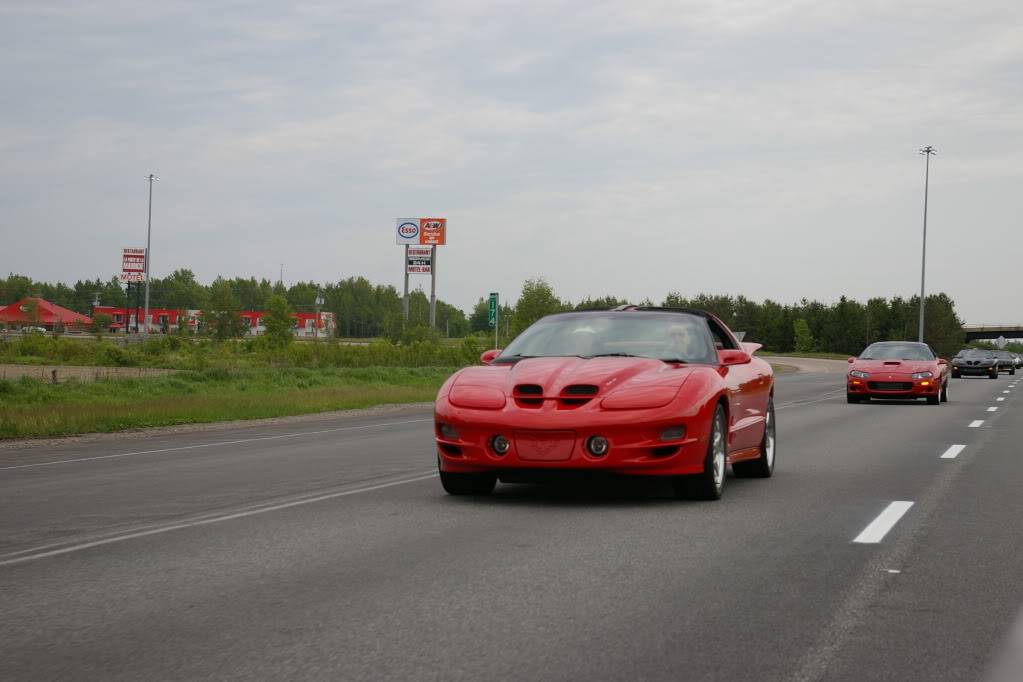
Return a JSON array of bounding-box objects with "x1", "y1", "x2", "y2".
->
[{"x1": 1, "y1": 0, "x2": 1021, "y2": 323}]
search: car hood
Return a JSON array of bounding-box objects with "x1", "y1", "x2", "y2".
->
[
  {"x1": 851, "y1": 359, "x2": 937, "y2": 375},
  {"x1": 450, "y1": 356, "x2": 694, "y2": 406}
]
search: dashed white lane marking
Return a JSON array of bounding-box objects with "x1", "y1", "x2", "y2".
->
[
  {"x1": 969, "y1": 420, "x2": 985, "y2": 428},
  {"x1": 0, "y1": 471, "x2": 439, "y2": 567},
  {"x1": 988, "y1": 407, "x2": 999, "y2": 412},
  {"x1": 940, "y1": 444, "x2": 966, "y2": 460},
  {"x1": 0, "y1": 418, "x2": 435, "y2": 471},
  {"x1": 997, "y1": 397, "x2": 1006, "y2": 402},
  {"x1": 1005, "y1": 391, "x2": 1012, "y2": 394},
  {"x1": 854, "y1": 501, "x2": 914, "y2": 544}
]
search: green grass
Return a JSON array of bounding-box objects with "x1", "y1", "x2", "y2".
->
[
  {"x1": 759, "y1": 351, "x2": 851, "y2": 360},
  {"x1": 0, "y1": 367, "x2": 453, "y2": 439}
]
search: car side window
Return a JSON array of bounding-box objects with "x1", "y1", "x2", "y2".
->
[{"x1": 706, "y1": 319, "x2": 737, "y2": 351}]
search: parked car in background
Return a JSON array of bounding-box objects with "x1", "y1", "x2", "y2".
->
[
  {"x1": 950, "y1": 349, "x2": 999, "y2": 379},
  {"x1": 1011, "y1": 353, "x2": 1023, "y2": 370},
  {"x1": 992, "y1": 350, "x2": 1017, "y2": 375}
]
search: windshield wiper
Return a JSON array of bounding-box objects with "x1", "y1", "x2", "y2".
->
[
  {"x1": 659, "y1": 358, "x2": 689, "y2": 364},
  {"x1": 491, "y1": 354, "x2": 537, "y2": 363},
  {"x1": 588, "y1": 352, "x2": 641, "y2": 358}
]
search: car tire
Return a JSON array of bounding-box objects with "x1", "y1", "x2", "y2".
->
[
  {"x1": 1011, "y1": 368, "x2": 1017, "y2": 376},
  {"x1": 951, "y1": 371, "x2": 960, "y2": 379},
  {"x1": 927, "y1": 394, "x2": 939, "y2": 405},
  {"x1": 989, "y1": 370, "x2": 998, "y2": 380},
  {"x1": 940, "y1": 380, "x2": 949, "y2": 403},
  {"x1": 673, "y1": 404, "x2": 727, "y2": 501},
  {"x1": 439, "y1": 464, "x2": 497, "y2": 496},
  {"x1": 847, "y1": 393, "x2": 861, "y2": 404},
  {"x1": 733, "y1": 398, "x2": 775, "y2": 478}
]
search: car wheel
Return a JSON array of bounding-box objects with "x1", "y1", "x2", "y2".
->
[
  {"x1": 733, "y1": 398, "x2": 775, "y2": 478},
  {"x1": 673, "y1": 404, "x2": 727, "y2": 501},
  {"x1": 940, "y1": 380, "x2": 949, "y2": 403},
  {"x1": 989, "y1": 370, "x2": 998, "y2": 380},
  {"x1": 439, "y1": 462, "x2": 497, "y2": 496},
  {"x1": 951, "y1": 371, "x2": 960, "y2": 379},
  {"x1": 847, "y1": 393, "x2": 861, "y2": 404},
  {"x1": 1011, "y1": 368, "x2": 1017, "y2": 376}
]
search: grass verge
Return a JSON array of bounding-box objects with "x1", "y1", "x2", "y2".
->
[{"x1": 0, "y1": 367, "x2": 452, "y2": 439}]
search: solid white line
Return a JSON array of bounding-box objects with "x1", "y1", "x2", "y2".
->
[
  {"x1": 0, "y1": 472, "x2": 439, "y2": 567},
  {"x1": 0, "y1": 418, "x2": 434, "y2": 471},
  {"x1": 969, "y1": 420, "x2": 985, "y2": 428},
  {"x1": 988, "y1": 407, "x2": 999, "y2": 412},
  {"x1": 853, "y1": 501, "x2": 914, "y2": 544},
  {"x1": 940, "y1": 444, "x2": 966, "y2": 460}
]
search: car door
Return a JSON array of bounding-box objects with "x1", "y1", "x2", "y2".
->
[{"x1": 707, "y1": 320, "x2": 764, "y2": 452}]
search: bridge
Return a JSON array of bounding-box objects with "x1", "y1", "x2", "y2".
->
[{"x1": 963, "y1": 324, "x2": 1023, "y2": 342}]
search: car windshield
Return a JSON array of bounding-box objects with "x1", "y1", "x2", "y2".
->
[
  {"x1": 993, "y1": 350, "x2": 1012, "y2": 358},
  {"x1": 956, "y1": 349, "x2": 994, "y2": 358},
  {"x1": 859, "y1": 342, "x2": 935, "y2": 361},
  {"x1": 496, "y1": 312, "x2": 718, "y2": 364}
]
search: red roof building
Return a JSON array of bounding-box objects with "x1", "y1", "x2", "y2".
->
[{"x1": 0, "y1": 298, "x2": 92, "y2": 329}]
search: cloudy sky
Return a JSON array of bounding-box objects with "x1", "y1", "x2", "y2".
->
[{"x1": 2, "y1": 1, "x2": 1021, "y2": 322}]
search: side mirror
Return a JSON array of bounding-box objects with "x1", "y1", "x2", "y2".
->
[
  {"x1": 480, "y1": 349, "x2": 502, "y2": 365},
  {"x1": 847, "y1": 357, "x2": 855, "y2": 363},
  {"x1": 718, "y1": 349, "x2": 752, "y2": 366},
  {"x1": 937, "y1": 358, "x2": 947, "y2": 365}
]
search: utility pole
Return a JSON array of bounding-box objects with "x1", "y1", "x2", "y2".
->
[
  {"x1": 403, "y1": 244, "x2": 410, "y2": 322},
  {"x1": 918, "y1": 146, "x2": 936, "y2": 342},
  {"x1": 429, "y1": 245, "x2": 437, "y2": 327},
  {"x1": 142, "y1": 173, "x2": 158, "y2": 335}
]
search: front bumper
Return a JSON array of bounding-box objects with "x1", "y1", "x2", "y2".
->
[
  {"x1": 847, "y1": 376, "x2": 941, "y2": 398},
  {"x1": 434, "y1": 399, "x2": 710, "y2": 476},
  {"x1": 951, "y1": 364, "x2": 998, "y2": 376}
]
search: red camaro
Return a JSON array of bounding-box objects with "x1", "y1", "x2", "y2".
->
[
  {"x1": 434, "y1": 308, "x2": 775, "y2": 500},
  {"x1": 846, "y1": 341, "x2": 950, "y2": 404}
]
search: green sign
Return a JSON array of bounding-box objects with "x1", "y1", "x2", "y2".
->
[{"x1": 488, "y1": 292, "x2": 498, "y2": 328}]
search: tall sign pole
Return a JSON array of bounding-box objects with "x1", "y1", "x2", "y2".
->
[
  {"x1": 142, "y1": 173, "x2": 158, "y2": 335},
  {"x1": 403, "y1": 244, "x2": 410, "y2": 322},
  {"x1": 429, "y1": 245, "x2": 437, "y2": 328},
  {"x1": 918, "y1": 146, "x2": 936, "y2": 343}
]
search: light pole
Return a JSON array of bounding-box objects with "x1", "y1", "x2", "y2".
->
[
  {"x1": 142, "y1": 173, "x2": 159, "y2": 335},
  {"x1": 314, "y1": 292, "x2": 324, "y2": 340},
  {"x1": 917, "y1": 146, "x2": 936, "y2": 342}
]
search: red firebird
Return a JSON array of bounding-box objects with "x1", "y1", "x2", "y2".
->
[
  {"x1": 434, "y1": 308, "x2": 775, "y2": 500},
  {"x1": 846, "y1": 341, "x2": 950, "y2": 404}
]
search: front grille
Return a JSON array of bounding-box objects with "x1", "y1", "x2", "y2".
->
[
  {"x1": 563, "y1": 384, "x2": 598, "y2": 396},
  {"x1": 867, "y1": 381, "x2": 913, "y2": 391},
  {"x1": 515, "y1": 384, "x2": 543, "y2": 395}
]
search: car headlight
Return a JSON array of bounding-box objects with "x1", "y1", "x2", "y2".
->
[
  {"x1": 912, "y1": 371, "x2": 934, "y2": 380},
  {"x1": 849, "y1": 370, "x2": 870, "y2": 379}
]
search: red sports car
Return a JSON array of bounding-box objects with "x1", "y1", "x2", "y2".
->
[
  {"x1": 434, "y1": 307, "x2": 775, "y2": 500},
  {"x1": 846, "y1": 341, "x2": 950, "y2": 404}
]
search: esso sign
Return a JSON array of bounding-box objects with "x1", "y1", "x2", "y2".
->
[{"x1": 396, "y1": 219, "x2": 419, "y2": 244}]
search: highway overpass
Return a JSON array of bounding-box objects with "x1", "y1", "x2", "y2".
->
[{"x1": 964, "y1": 324, "x2": 1023, "y2": 342}]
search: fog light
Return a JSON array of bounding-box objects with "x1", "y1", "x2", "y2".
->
[
  {"x1": 920, "y1": 381, "x2": 930, "y2": 386},
  {"x1": 660, "y1": 426, "x2": 686, "y2": 441},
  {"x1": 438, "y1": 423, "x2": 459, "y2": 439},
  {"x1": 587, "y1": 435, "x2": 609, "y2": 456},
  {"x1": 491, "y1": 434, "x2": 510, "y2": 455}
]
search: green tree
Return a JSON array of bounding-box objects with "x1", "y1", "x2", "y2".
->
[
  {"x1": 91, "y1": 313, "x2": 112, "y2": 336},
  {"x1": 205, "y1": 279, "x2": 247, "y2": 340},
  {"x1": 263, "y1": 294, "x2": 294, "y2": 349},
  {"x1": 793, "y1": 319, "x2": 815, "y2": 353},
  {"x1": 510, "y1": 277, "x2": 566, "y2": 339}
]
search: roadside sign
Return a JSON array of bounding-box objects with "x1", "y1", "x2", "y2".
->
[
  {"x1": 407, "y1": 247, "x2": 433, "y2": 274},
  {"x1": 120, "y1": 248, "x2": 146, "y2": 283},
  {"x1": 396, "y1": 219, "x2": 420, "y2": 245},
  {"x1": 997, "y1": 336, "x2": 1007, "y2": 349},
  {"x1": 420, "y1": 218, "x2": 446, "y2": 245},
  {"x1": 488, "y1": 293, "x2": 498, "y2": 328}
]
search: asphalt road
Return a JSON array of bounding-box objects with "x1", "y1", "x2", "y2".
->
[{"x1": 2, "y1": 368, "x2": 1023, "y2": 681}]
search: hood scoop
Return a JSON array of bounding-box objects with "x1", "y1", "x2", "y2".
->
[
  {"x1": 512, "y1": 383, "x2": 600, "y2": 408},
  {"x1": 883, "y1": 361, "x2": 902, "y2": 365}
]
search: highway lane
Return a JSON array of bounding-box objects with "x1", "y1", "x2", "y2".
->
[{"x1": 1, "y1": 370, "x2": 1022, "y2": 680}]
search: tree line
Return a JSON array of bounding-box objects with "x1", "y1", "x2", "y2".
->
[{"x1": 2, "y1": 272, "x2": 967, "y2": 356}]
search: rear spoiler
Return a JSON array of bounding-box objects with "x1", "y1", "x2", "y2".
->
[{"x1": 741, "y1": 342, "x2": 763, "y2": 355}]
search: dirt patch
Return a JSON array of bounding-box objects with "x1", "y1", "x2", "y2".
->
[{"x1": 0, "y1": 364, "x2": 176, "y2": 383}]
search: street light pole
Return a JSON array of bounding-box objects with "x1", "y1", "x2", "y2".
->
[
  {"x1": 917, "y1": 146, "x2": 936, "y2": 343},
  {"x1": 142, "y1": 173, "x2": 159, "y2": 335}
]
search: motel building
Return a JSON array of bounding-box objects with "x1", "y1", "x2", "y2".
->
[{"x1": 93, "y1": 306, "x2": 336, "y2": 338}]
